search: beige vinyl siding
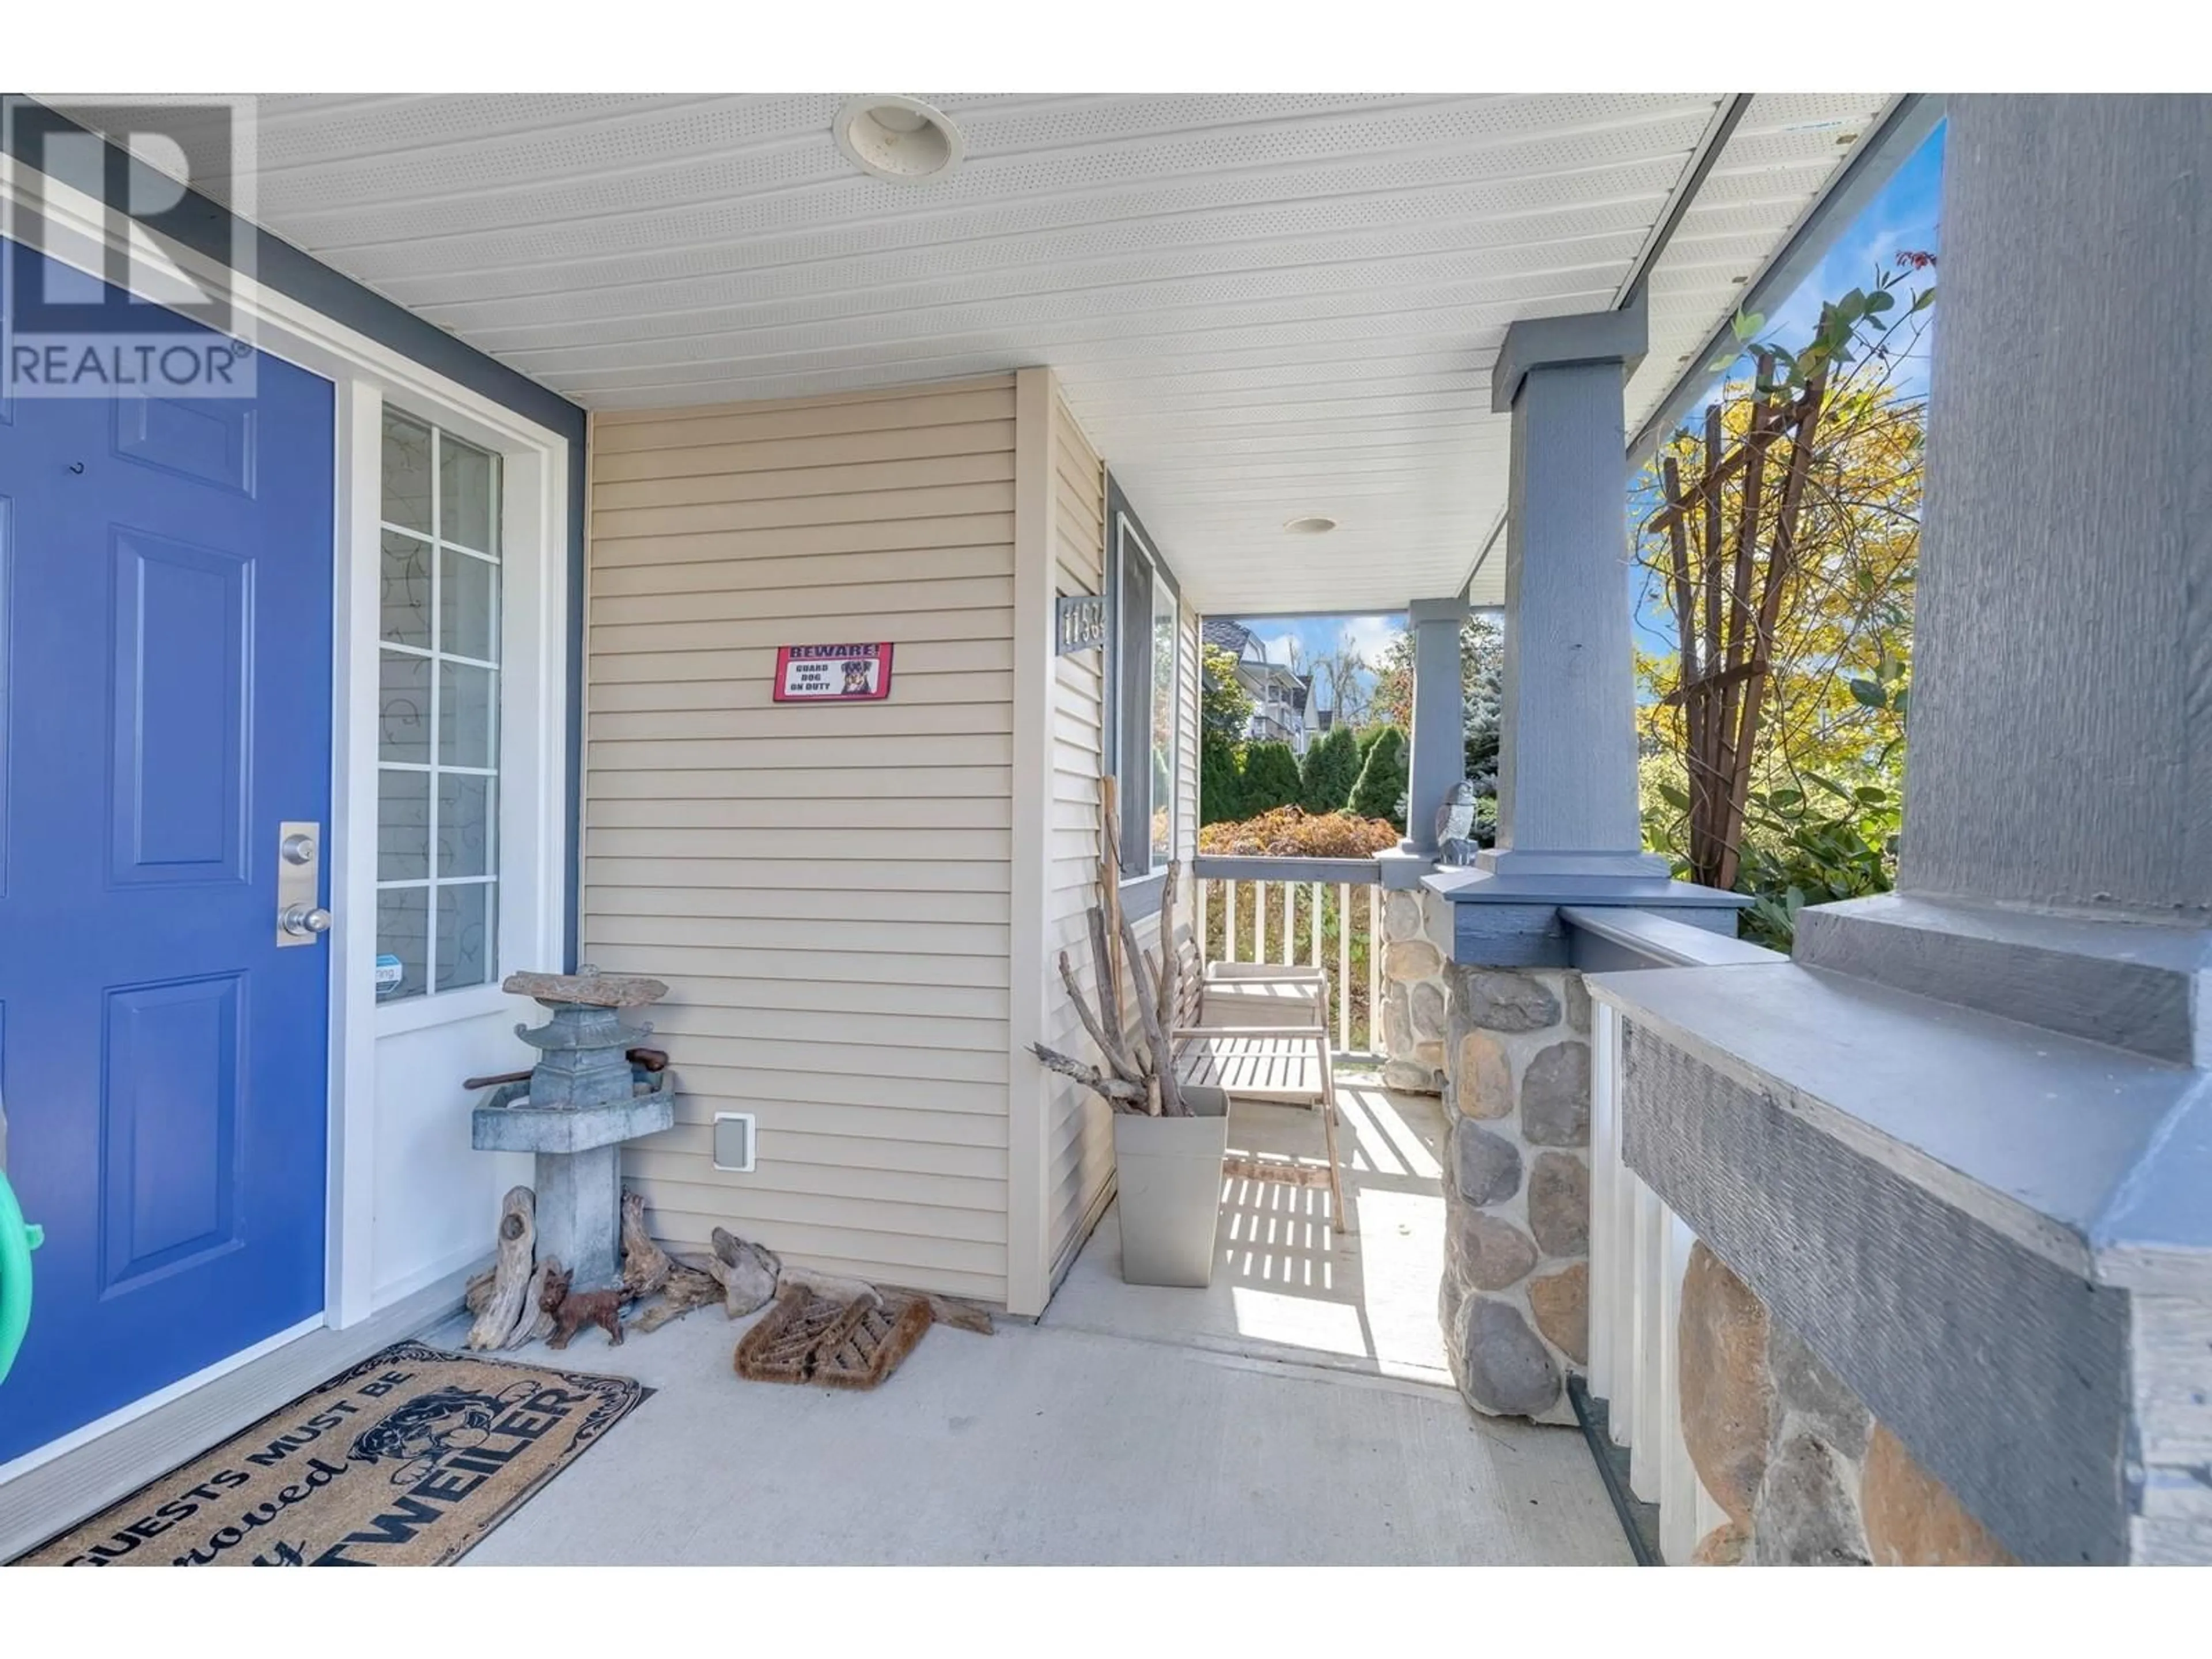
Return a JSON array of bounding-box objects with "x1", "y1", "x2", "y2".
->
[
  {"x1": 1040, "y1": 392, "x2": 1114, "y2": 1287},
  {"x1": 585, "y1": 376, "x2": 1017, "y2": 1305},
  {"x1": 1030, "y1": 398, "x2": 1205, "y2": 1294}
]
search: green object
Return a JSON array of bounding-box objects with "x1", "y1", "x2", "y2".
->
[
  {"x1": 1298, "y1": 726, "x2": 1362, "y2": 814},
  {"x1": 0, "y1": 1167, "x2": 42, "y2": 1388},
  {"x1": 1238, "y1": 741, "x2": 1302, "y2": 815},
  {"x1": 1348, "y1": 725, "x2": 1410, "y2": 830},
  {"x1": 1199, "y1": 730, "x2": 1245, "y2": 825}
]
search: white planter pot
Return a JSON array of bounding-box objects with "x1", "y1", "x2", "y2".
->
[{"x1": 1112, "y1": 1097, "x2": 1230, "y2": 1288}]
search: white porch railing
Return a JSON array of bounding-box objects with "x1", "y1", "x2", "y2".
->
[
  {"x1": 1588, "y1": 994, "x2": 1728, "y2": 1563},
  {"x1": 1191, "y1": 855, "x2": 1383, "y2": 1055},
  {"x1": 1567, "y1": 906, "x2": 1783, "y2": 1566}
]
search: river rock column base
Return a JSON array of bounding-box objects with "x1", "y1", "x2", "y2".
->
[
  {"x1": 1679, "y1": 1241, "x2": 2017, "y2": 1566},
  {"x1": 1434, "y1": 904, "x2": 1590, "y2": 1426},
  {"x1": 1377, "y1": 887, "x2": 1454, "y2": 1092}
]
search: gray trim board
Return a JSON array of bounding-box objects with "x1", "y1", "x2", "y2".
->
[
  {"x1": 1613, "y1": 95, "x2": 1755, "y2": 312},
  {"x1": 1618, "y1": 1022, "x2": 2128, "y2": 1566},
  {"x1": 1119, "y1": 870, "x2": 1168, "y2": 923},
  {"x1": 1427, "y1": 869, "x2": 1747, "y2": 968},
  {"x1": 1586, "y1": 961, "x2": 2194, "y2": 1275},
  {"x1": 1407, "y1": 597, "x2": 1470, "y2": 627},
  {"x1": 1488, "y1": 291, "x2": 1649, "y2": 413},
  {"x1": 1103, "y1": 474, "x2": 1188, "y2": 890},
  {"x1": 1560, "y1": 905, "x2": 1783, "y2": 972},
  {"x1": 1374, "y1": 850, "x2": 1436, "y2": 892},
  {"x1": 0, "y1": 1262, "x2": 482, "y2": 1562},
  {"x1": 1794, "y1": 893, "x2": 2212, "y2": 1069}
]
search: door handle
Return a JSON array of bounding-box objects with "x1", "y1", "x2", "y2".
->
[
  {"x1": 275, "y1": 819, "x2": 328, "y2": 946},
  {"x1": 0, "y1": 1168, "x2": 43, "y2": 1388}
]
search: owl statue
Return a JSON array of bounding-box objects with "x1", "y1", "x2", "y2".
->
[{"x1": 1434, "y1": 780, "x2": 1479, "y2": 866}]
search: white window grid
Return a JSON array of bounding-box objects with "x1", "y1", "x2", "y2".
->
[{"x1": 377, "y1": 411, "x2": 500, "y2": 999}]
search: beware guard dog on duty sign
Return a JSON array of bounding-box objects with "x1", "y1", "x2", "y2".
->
[{"x1": 772, "y1": 642, "x2": 893, "y2": 703}]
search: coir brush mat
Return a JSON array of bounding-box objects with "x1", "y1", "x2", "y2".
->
[
  {"x1": 12, "y1": 1340, "x2": 650, "y2": 1566},
  {"x1": 734, "y1": 1286, "x2": 933, "y2": 1389}
]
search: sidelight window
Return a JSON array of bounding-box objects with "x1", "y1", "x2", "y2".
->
[{"x1": 375, "y1": 407, "x2": 501, "y2": 1001}]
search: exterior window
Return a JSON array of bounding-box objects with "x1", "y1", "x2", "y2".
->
[
  {"x1": 1150, "y1": 571, "x2": 1177, "y2": 867},
  {"x1": 1113, "y1": 513, "x2": 1180, "y2": 876},
  {"x1": 377, "y1": 407, "x2": 501, "y2": 1001}
]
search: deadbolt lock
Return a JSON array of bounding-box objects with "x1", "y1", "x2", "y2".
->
[{"x1": 276, "y1": 820, "x2": 329, "y2": 947}]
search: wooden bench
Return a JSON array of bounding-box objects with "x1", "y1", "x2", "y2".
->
[{"x1": 1165, "y1": 927, "x2": 1347, "y2": 1233}]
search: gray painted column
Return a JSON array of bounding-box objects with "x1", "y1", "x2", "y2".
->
[
  {"x1": 1599, "y1": 97, "x2": 2212, "y2": 1566},
  {"x1": 1422, "y1": 295, "x2": 1745, "y2": 962},
  {"x1": 1483, "y1": 301, "x2": 1661, "y2": 878},
  {"x1": 1404, "y1": 596, "x2": 1471, "y2": 855},
  {"x1": 1893, "y1": 97, "x2": 2210, "y2": 921},
  {"x1": 1797, "y1": 96, "x2": 2212, "y2": 1043}
]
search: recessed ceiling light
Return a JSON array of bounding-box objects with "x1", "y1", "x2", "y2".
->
[
  {"x1": 1284, "y1": 514, "x2": 1339, "y2": 535},
  {"x1": 834, "y1": 95, "x2": 964, "y2": 183}
]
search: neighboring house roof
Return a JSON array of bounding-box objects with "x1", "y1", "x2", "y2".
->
[{"x1": 1202, "y1": 619, "x2": 1255, "y2": 658}]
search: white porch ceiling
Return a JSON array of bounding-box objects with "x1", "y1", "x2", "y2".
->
[{"x1": 226, "y1": 93, "x2": 1892, "y2": 612}]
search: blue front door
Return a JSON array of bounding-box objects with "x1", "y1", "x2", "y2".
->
[{"x1": 0, "y1": 243, "x2": 335, "y2": 1464}]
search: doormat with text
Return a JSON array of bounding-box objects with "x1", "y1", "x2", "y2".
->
[{"x1": 12, "y1": 1340, "x2": 649, "y2": 1566}]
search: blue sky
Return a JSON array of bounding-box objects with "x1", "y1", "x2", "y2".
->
[
  {"x1": 1740, "y1": 123, "x2": 1944, "y2": 403},
  {"x1": 1628, "y1": 121, "x2": 1945, "y2": 653},
  {"x1": 1230, "y1": 121, "x2": 1948, "y2": 698}
]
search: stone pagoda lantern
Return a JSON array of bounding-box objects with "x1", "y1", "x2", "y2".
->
[{"x1": 471, "y1": 969, "x2": 676, "y2": 1291}]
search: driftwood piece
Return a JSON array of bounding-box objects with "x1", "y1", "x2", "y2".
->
[
  {"x1": 1116, "y1": 896, "x2": 1184, "y2": 1116},
  {"x1": 1099, "y1": 775, "x2": 1126, "y2": 1021},
  {"x1": 1088, "y1": 907, "x2": 1119, "y2": 1036},
  {"x1": 1029, "y1": 1041, "x2": 1146, "y2": 1103},
  {"x1": 467, "y1": 1186, "x2": 537, "y2": 1350},
  {"x1": 632, "y1": 1261, "x2": 724, "y2": 1333},
  {"x1": 463, "y1": 1264, "x2": 497, "y2": 1317},
  {"x1": 779, "y1": 1266, "x2": 994, "y2": 1336},
  {"x1": 509, "y1": 1257, "x2": 559, "y2": 1349},
  {"x1": 702, "y1": 1226, "x2": 781, "y2": 1317},
  {"x1": 620, "y1": 1190, "x2": 676, "y2": 1300},
  {"x1": 1057, "y1": 949, "x2": 1142, "y2": 1084},
  {"x1": 1031, "y1": 794, "x2": 1192, "y2": 1115}
]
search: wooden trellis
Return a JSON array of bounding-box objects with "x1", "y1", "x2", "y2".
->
[{"x1": 1651, "y1": 350, "x2": 1831, "y2": 892}]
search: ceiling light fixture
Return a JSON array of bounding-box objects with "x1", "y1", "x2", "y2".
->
[
  {"x1": 1283, "y1": 514, "x2": 1339, "y2": 535},
  {"x1": 834, "y1": 95, "x2": 964, "y2": 184}
]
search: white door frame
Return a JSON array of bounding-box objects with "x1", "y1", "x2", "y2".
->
[{"x1": 0, "y1": 159, "x2": 574, "y2": 1363}]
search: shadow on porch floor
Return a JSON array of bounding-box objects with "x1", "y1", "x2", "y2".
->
[
  {"x1": 1043, "y1": 1078, "x2": 1456, "y2": 1387},
  {"x1": 447, "y1": 1074, "x2": 1628, "y2": 1566}
]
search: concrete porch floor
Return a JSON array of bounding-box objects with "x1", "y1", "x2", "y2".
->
[
  {"x1": 1044, "y1": 1081, "x2": 1460, "y2": 1388},
  {"x1": 448, "y1": 1076, "x2": 1630, "y2": 1565}
]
